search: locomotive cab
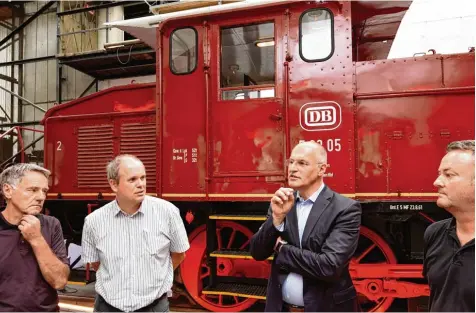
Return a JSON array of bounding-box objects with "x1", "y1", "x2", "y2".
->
[{"x1": 157, "y1": 1, "x2": 354, "y2": 199}]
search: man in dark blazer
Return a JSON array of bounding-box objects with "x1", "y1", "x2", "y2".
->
[{"x1": 250, "y1": 141, "x2": 362, "y2": 312}]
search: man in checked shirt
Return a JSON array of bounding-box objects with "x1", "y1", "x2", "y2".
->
[{"x1": 82, "y1": 154, "x2": 190, "y2": 312}]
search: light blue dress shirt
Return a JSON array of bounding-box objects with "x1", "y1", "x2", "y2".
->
[{"x1": 275, "y1": 183, "x2": 325, "y2": 306}]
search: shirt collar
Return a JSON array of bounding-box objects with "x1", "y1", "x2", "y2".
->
[
  {"x1": 446, "y1": 217, "x2": 456, "y2": 230},
  {"x1": 297, "y1": 183, "x2": 325, "y2": 204},
  {"x1": 112, "y1": 196, "x2": 146, "y2": 217},
  {"x1": 445, "y1": 217, "x2": 475, "y2": 247}
]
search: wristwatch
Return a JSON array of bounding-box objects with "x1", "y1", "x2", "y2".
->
[{"x1": 275, "y1": 239, "x2": 288, "y2": 253}]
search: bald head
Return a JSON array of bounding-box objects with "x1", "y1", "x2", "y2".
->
[{"x1": 293, "y1": 141, "x2": 327, "y2": 164}]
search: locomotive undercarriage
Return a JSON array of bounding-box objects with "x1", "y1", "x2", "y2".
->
[{"x1": 46, "y1": 199, "x2": 446, "y2": 312}]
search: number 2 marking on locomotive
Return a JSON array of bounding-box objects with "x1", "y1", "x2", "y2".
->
[{"x1": 56, "y1": 141, "x2": 62, "y2": 151}]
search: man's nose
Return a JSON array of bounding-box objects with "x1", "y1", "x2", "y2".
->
[
  {"x1": 36, "y1": 192, "x2": 46, "y2": 201},
  {"x1": 434, "y1": 176, "x2": 443, "y2": 188}
]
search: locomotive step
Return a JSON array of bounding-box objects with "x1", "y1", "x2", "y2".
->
[
  {"x1": 202, "y1": 282, "x2": 267, "y2": 300},
  {"x1": 210, "y1": 249, "x2": 273, "y2": 260},
  {"x1": 209, "y1": 214, "x2": 267, "y2": 221}
]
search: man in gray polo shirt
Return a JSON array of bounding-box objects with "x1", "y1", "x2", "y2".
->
[{"x1": 82, "y1": 154, "x2": 190, "y2": 312}]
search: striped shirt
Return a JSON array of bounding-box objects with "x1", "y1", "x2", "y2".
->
[{"x1": 81, "y1": 195, "x2": 190, "y2": 312}]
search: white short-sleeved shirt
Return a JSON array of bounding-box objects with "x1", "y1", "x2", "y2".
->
[{"x1": 81, "y1": 195, "x2": 190, "y2": 312}]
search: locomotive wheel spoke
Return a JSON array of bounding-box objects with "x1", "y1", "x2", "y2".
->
[
  {"x1": 355, "y1": 243, "x2": 376, "y2": 263},
  {"x1": 216, "y1": 229, "x2": 223, "y2": 250},
  {"x1": 200, "y1": 268, "x2": 210, "y2": 280},
  {"x1": 239, "y1": 238, "x2": 250, "y2": 250},
  {"x1": 227, "y1": 229, "x2": 237, "y2": 249}
]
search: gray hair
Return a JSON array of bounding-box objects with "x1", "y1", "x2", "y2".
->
[
  {"x1": 297, "y1": 140, "x2": 328, "y2": 164},
  {"x1": 447, "y1": 140, "x2": 475, "y2": 155},
  {"x1": 106, "y1": 154, "x2": 143, "y2": 182},
  {"x1": 0, "y1": 163, "x2": 50, "y2": 195}
]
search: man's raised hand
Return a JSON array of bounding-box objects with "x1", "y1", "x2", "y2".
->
[
  {"x1": 271, "y1": 187, "x2": 294, "y2": 226},
  {"x1": 19, "y1": 215, "x2": 43, "y2": 244}
]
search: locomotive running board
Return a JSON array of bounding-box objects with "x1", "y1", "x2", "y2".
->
[
  {"x1": 209, "y1": 214, "x2": 267, "y2": 221},
  {"x1": 202, "y1": 282, "x2": 267, "y2": 300},
  {"x1": 210, "y1": 249, "x2": 273, "y2": 260}
]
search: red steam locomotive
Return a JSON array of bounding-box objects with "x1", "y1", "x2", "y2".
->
[{"x1": 41, "y1": 1, "x2": 475, "y2": 311}]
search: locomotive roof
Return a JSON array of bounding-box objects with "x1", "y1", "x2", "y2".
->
[
  {"x1": 105, "y1": 0, "x2": 288, "y2": 48},
  {"x1": 106, "y1": 0, "x2": 412, "y2": 60}
]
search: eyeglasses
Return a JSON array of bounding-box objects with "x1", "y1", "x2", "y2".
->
[{"x1": 285, "y1": 159, "x2": 326, "y2": 168}]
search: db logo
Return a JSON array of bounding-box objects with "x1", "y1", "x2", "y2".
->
[{"x1": 299, "y1": 101, "x2": 342, "y2": 131}]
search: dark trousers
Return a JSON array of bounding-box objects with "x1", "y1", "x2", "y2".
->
[{"x1": 93, "y1": 294, "x2": 169, "y2": 312}]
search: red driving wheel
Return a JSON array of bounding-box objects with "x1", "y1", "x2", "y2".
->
[
  {"x1": 351, "y1": 226, "x2": 398, "y2": 312},
  {"x1": 180, "y1": 221, "x2": 270, "y2": 312}
]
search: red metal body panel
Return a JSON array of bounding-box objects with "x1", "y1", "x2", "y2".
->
[
  {"x1": 160, "y1": 20, "x2": 207, "y2": 200},
  {"x1": 207, "y1": 11, "x2": 286, "y2": 196},
  {"x1": 286, "y1": 2, "x2": 355, "y2": 196},
  {"x1": 42, "y1": 84, "x2": 156, "y2": 199},
  {"x1": 355, "y1": 54, "x2": 475, "y2": 200},
  {"x1": 43, "y1": 83, "x2": 156, "y2": 118}
]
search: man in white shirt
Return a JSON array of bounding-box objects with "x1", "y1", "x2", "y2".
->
[{"x1": 82, "y1": 154, "x2": 190, "y2": 312}]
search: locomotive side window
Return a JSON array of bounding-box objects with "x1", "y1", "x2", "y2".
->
[
  {"x1": 170, "y1": 27, "x2": 197, "y2": 74},
  {"x1": 300, "y1": 9, "x2": 334, "y2": 62},
  {"x1": 220, "y1": 22, "x2": 275, "y2": 100}
]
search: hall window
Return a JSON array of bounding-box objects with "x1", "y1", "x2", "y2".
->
[
  {"x1": 220, "y1": 22, "x2": 275, "y2": 100},
  {"x1": 170, "y1": 27, "x2": 197, "y2": 74}
]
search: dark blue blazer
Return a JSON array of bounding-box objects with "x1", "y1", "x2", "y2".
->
[{"x1": 250, "y1": 186, "x2": 362, "y2": 312}]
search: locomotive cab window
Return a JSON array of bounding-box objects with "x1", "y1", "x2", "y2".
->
[
  {"x1": 220, "y1": 22, "x2": 275, "y2": 100},
  {"x1": 300, "y1": 9, "x2": 333, "y2": 62},
  {"x1": 170, "y1": 27, "x2": 197, "y2": 74}
]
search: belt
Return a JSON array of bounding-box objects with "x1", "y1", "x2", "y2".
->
[{"x1": 283, "y1": 302, "x2": 305, "y2": 312}]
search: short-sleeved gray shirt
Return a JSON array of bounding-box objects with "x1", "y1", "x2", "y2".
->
[{"x1": 81, "y1": 195, "x2": 190, "y2": 312}]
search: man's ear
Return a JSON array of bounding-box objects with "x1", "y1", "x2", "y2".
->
[
  {"x1": 318, "y1": 163, "x2": 328, "y2": 177},
  {"x1": 2, "y1": 183, "x2": 13, "y2": 200},
  {"x1": 108, "y1": 179, "x2": 118, "y2": 193}
]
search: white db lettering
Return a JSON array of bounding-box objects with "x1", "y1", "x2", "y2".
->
[{"x1": 299, "y1": 101, "x2": 342, "y2": 131}]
